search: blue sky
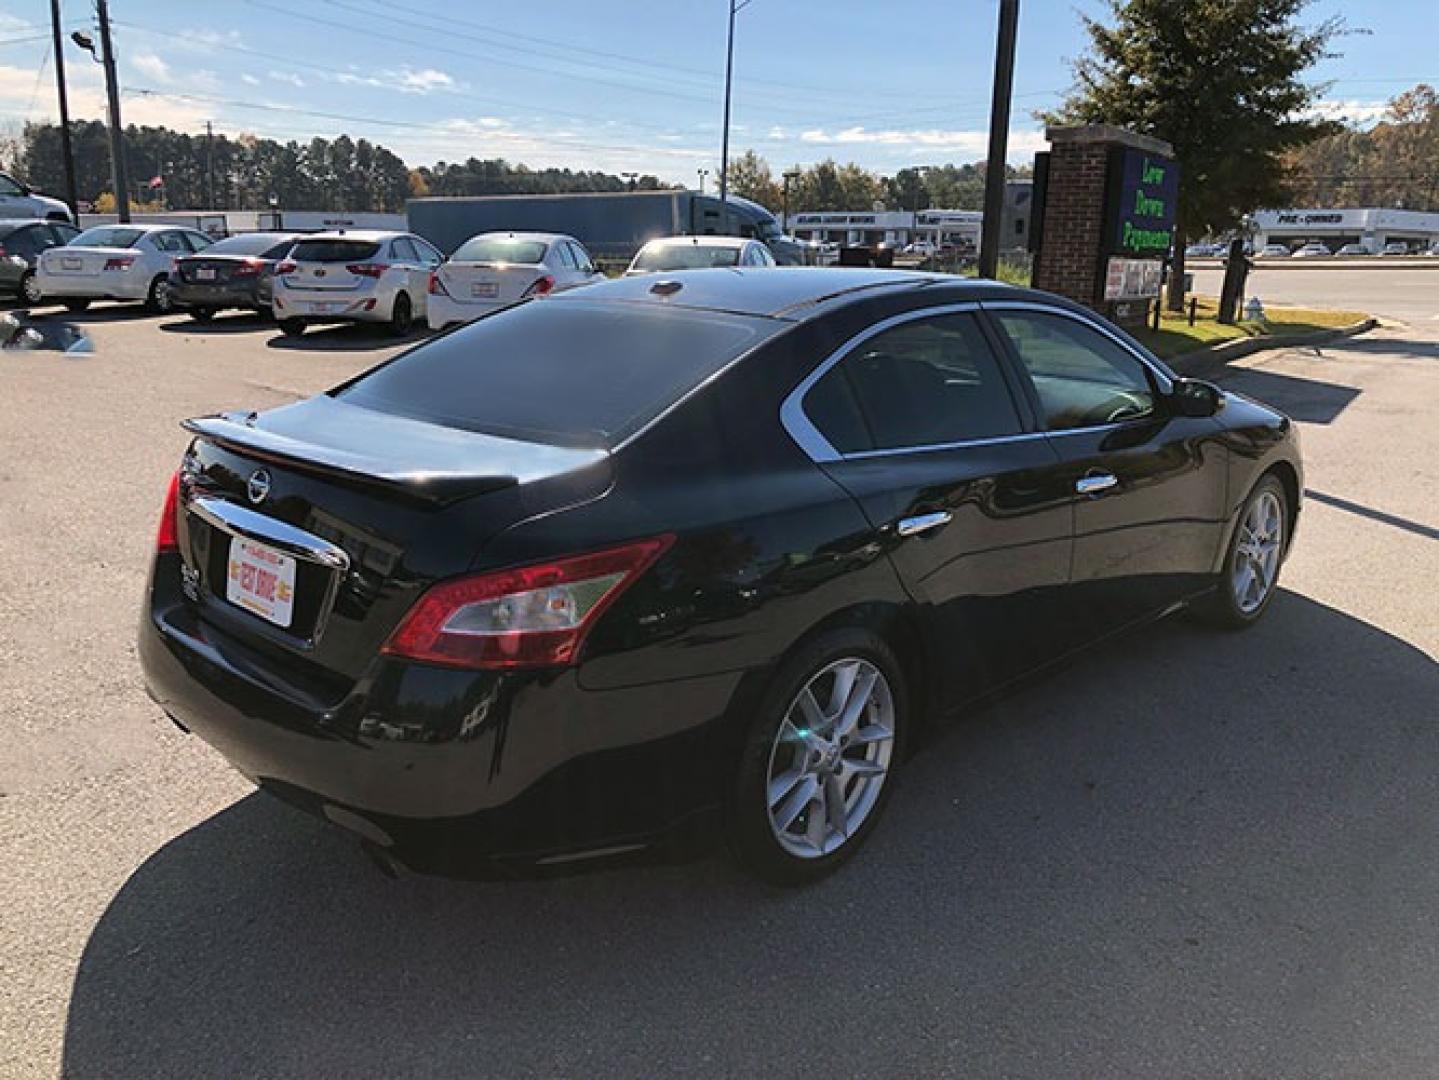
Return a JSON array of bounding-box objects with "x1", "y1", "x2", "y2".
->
[{"x1": 0, "y1": 1, "x2": 1431, "y2": 183}]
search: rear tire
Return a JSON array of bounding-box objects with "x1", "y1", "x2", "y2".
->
[
  {"x1": 190, "y1": 308, "x2": 215, "y2": 323},
  {"x1": 725, "y1": 628, "x2": 907, "y2": 886},
  {"x1": 389, "y1": 292, "x2": 414, "y2": 336},
  {"x1": 18, "y1": 269, "x2": 42, "y2": 305},
  {"x1": 278, "y1": 318, "x2": 305, "y2": 338},
  {"x1": 63, "y1": 298, "x2": 89, "y2": 313},
  {"x1": 146, "y1": 275, "x2": 174, "y2": 314},
  {"x1": 1192, "y1": 473, "x2": 1289, "y2": 630}
]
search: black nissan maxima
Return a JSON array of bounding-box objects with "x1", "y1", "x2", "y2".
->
[
  {"x1": 168, "y1": 231, "x2": 302, "y2": 322},
  {"x1": 139, "y1": 268, "x2": 1302, "y2": 884}
]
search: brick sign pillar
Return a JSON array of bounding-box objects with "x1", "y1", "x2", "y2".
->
[{"x1": 1031, "y1": 124, "x2": 1178, "y2": 326}]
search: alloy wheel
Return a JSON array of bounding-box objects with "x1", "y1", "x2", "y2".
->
[
  {"x1": 1232, "y1": 489, "x2": 1284, "y2": 614},
  {"x1": 765, "y1": 658, "x2": 895, "y2": 859},
  {"x1": 20, "y1": 271, "x2": 41, "y2": 304}
]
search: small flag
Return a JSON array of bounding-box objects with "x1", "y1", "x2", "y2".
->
[{"x1": 148, "y1": 175, "x2": 164, "y2": 189}]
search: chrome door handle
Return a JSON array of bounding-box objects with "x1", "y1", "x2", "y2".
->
[
  {"x1": 896, "y1": 510, "x2": 952, "y2": 537},
  {"x1": 1075, "y1": 472, "x2": 1118, "y2": 495}
]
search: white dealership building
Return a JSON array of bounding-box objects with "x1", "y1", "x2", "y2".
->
[{"x1": 1252, "y1": 207, "x2": 1439, "y2": 252}]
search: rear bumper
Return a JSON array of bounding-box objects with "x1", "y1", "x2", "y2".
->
[
  {"x1": 170, "y1": 280, "x2": 267, "y2": 310},
  {"x1": 426, "y1": 293, "x2": 504, "y2": 330},
  {"x1": 138, "y1": 557, "x2": 742, "y2": 876},
  {"x1": 273, "y1": 287, "x2": 390, "y2": 324},
  {"x1": 36, "y1": 271, "x2": 149, "y2": 301}
]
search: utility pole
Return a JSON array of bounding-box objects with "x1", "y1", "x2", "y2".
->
[
  {"x1": 697, "y1": 168, "x2": 708, "y2": 194},
  {"x1": 48, "y1": 0, "x2": 79, "y2": 221},
  {"x1": 782, "y1": 168, "x2": 799, "y2": 232},
  {"x1": 978, "y1": 0, "x2": 1019, "y2": 281},
  {"x1": 718, "y1": 0, "x2": 751, "y2": 215},
  {"x1": 95, "y1": 0, "x2": 130, "y2": 222},
  {"x1": 205, "y1": 120, "x2": 215, "y2": 209}
]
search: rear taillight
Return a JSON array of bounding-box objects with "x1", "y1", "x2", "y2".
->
[
  {"x1": 381, "y1": 535, "x2": 674, "y2": 670},
  {"x1": 275, "y1": 259, "x2": 296, "y2": 275},
  {"x1": 156, "y1": 471, "x2": 180, "y2": 552},
  {"x1": 521, "y1": 274, "x2": 556, "y2": 298},
  {"x1": 427, "y1": 270, "x2": 449, "y2": 296},
  {"x1": 233, "y1": 258, "x2": 264, "y2": 277},
  {"x1": 348, "y1": 262, "x2": 389, "y2": 278},
  {"x1": 104, "y1": 256, "x2": 135, "y2": 271}
]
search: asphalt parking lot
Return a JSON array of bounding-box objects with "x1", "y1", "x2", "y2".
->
[{"x1": 2, "y1": 282, "x2": 1437, "y2": 1078}]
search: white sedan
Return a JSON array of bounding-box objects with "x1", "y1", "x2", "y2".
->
[
  {"x1": 626, "y1": 236, "x2": 776, "y2": 275},
  {"x1": 272, "y1": 231, "x2": 442, "y2": 337},
  {"x1": 35, "y1": 223, "x2": 213, "y2": 313},
  {"x1": 427, "y1": 232, "x2": 603, "y2": 331}
]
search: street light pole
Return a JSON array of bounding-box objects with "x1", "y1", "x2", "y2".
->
[
  {"x1": 781, "y1": 169, "x2": 799, "y2": 232},
  {"x1": 48, "y1": 0, "x2": 79, "y2": 221},
  {"x1": 95, "y1": 0, "x2": 130, "y2": 223},
  {"x1": 718, "y1": 0, "x2": 751, "y2": 215},
  {"x1": 978, "y1": 0, "x2": 1019, "y2": 280},
  {"x1": 697, "y1": 168, "x2": 709, "y2": 194}
]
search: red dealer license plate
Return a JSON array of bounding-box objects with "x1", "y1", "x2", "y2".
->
[{"x1": 226, "y1": 537, "x2": 297, "y2": 628}]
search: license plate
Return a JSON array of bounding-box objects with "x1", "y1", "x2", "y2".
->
[
  {"x1": 308, "y1": 301, "x2": 335, "y2": 313},
  {"x1": 226, "y1": 537, "x2": 297, "y2": 628},
  {"x1": 62, "y1": 256, "x2": 81, "y2": 270},
  {"x1": 471, "y1": 282, "x2": 499, "y2": 298},
  {"x1": 196, "y1": 267, "x2": 216, "y2": 280}
]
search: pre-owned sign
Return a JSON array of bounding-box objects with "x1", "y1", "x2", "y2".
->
[{"x1": 1104, "y1": 148, "x2": 1179, "y2": 257}]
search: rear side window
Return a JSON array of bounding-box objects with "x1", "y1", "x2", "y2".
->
[
  {"x1": 390, "y1": 237, "x2": 420, "y2": 262},
  {"x1": 3, "y1": 226, "x2": 41, "y2": 255},
  {"x1": 335, "y1": 299, "x2": 776, "y2": 448},
  {"x1": 452, "y1": 236, "x2": 548, "y2": 264},
  {"x1": 291, "y1": 239, "x2": 381, "y2": 263},
  {"x1": 152, "y1": 232, "x2": 190, "y2": 253},
  {"x1": 71, "y1": 226, "x2": 142, "y2": 249},
  {"x1": 804, "y1": 313, "x2": 1022, "y2": 453},
  {"x1": 205, "y1": 234, "x2": 297, "y2": 259}
]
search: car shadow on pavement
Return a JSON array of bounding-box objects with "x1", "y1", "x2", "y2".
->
[
  {"x1": 264, "y1": 324, "x2": 429, "y2": 352},
  {"x1": 157, "y1": 313, "x2": 276, "y2": 336},
  {"x1": 60, "y1": 592, "x2": 1439, "y2": 1078}
]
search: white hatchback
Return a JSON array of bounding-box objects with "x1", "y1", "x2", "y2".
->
[
  {"x1": 272, "y1": 230, "x2": 442, "y2": 337},
  {"x1": 35, "y1": 223, "x2": 213, "y2": 313},
  {"x1": 426, "y1": 232, "x2": 603, "y2": 330}
]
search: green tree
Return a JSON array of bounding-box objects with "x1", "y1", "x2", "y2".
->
[
  {"x1": 1045, "y1": 0, "x2": 1343, "y2": 308},
  {"x1": 724, "y1": 150, "x2": 782, "y2": 208}
]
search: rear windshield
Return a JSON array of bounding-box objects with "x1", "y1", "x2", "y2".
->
[
  {"x1": 290, "y1": 239, "x2": 381, "y2": 263},
  {"x1": 452, "y1": 237, "x2": 548, "y2": 264},
  {"x1": 334, "y1": 299, "x2": 775, "y2": 448},
  {"x1": 207, "y1": 234, "x2": 296, "y2": 258},
  {"x1": 72, "y1": 226, "x2": 143, "y2": 249},
  {"x1": 633, "y1": 243, "x2": 741, "y2": 271}
]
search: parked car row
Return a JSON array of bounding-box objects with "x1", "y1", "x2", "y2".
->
[{"x1": 14, "y1": 223, "x2": 783, "y2": 336}]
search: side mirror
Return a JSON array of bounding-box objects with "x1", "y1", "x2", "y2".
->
[{"x1": 1168, "y1": 378, "x2": 1225, "y2": 418}]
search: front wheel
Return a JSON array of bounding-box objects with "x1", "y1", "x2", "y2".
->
[
  {"x1": 389, "y1": 292, "x2": 413, "y2": 336},
  {"x1": 189, "y1": 308, "x2": 215, "y2": 323},
  {"x1": 1193, "y1": 474, "x2": 1288, "y2": 629},
  {"x1": 278, "y1": 318, "x2": 305, "y2": 338},
  {"x1": 63, "y1": 298, "x2": 90, "y2": 313},
  {"x1": 18, "y1": 269, "x2": 42, "y2": 305},
  {"x1": 146, "y1": 275, "x2": 174, "y2": 314},
  {"x1": 726, "y1": 629, "x2": 907, "y2": 886}
]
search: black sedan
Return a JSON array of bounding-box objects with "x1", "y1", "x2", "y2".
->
[
  {"x1": 0, "y1": 217, "x2": 80, "y2": 304},
  {"x1": 139, "y1": 269, "x2": 1302, "y2": 884},
  {"x1": 168, "y1": 232, "x2": 301, "y2": 322}
]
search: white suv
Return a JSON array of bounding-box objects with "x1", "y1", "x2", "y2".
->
[
  {"x1": 0, "y1": 171, "x2": 71, "y2": 221},
  {"x1": 272, "y1": 231, "x2": 442, "y2": 337}
]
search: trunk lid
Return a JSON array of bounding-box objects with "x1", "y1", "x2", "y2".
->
[
  {"x1": 176, "y1": 395, "x2": 611, "y2": 687},
  {"x1": 175, "y1": 254, "x2": 265, "y2": 285},
  {"x1": 284, "y1": 238, "x2": 383, "y2": 292},
  {"x1": 436, "y1": 262, "x2": 546, "y2": 306},
  {"x1": 40, "y1": 245, "x2": 128, "y2": 278}
]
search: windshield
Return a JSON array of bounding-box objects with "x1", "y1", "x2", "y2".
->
[
  {"x1": 72, "y1": 226, "x2": 143, "y2": 249},
  {"x1": 633, "y1": 243, "x2": 741, "y2": 271},
  {"x1": 452, "y1": 236, "x2": 549, "y2": 264},
  {"x1": 334, "y1": 298, "x2": 776, "y2": 448},
  {"x1": 290, "y1": 239, "x2": 381, "y2": 263}
]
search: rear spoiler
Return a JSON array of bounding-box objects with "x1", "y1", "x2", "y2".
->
[{"x1": 182, "y1": 413, "x2": 521, "y2": 507}]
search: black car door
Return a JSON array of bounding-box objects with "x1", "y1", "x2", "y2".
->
[
  {"x1": 784, "y1": 303, "x2": 1076, "y2": 705},
  {"x1": 983, "y1": 303, "x2": 1229, "y2": 634}
]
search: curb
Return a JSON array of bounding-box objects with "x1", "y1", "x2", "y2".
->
[{"x1": 1167, "y1": 317, "x2": 1378, "y2": 379}]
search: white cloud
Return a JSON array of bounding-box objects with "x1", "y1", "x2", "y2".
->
[
  {"x1": 1309, "y1": 99, "x2": 1389, "y2": 125},
  {"x1": 241, "y1": 73, "x2": 260, "y2": 86},
  {"x1": 331, "y1": 67, "x2": 457, "y2": 95},
  {"x1": 766, "y1": 126, "x2": 787, "y2": 140},
  {"x1": 0, "y1": 63, "x2": 210, "y2": 132},
  {"x1": 132, "y1": 52, "x2": 174, "y2": 84},
  {"x1": 797, "y1": 126, "x2": 1049, "y2": 156},
  {"x1": 175, "y1": 28, "x2": 244, "y2": 51},
  {"x1": 399, "y1": 69, "x2": 453, "y2": 93},
  {"x1": 269, "y1": 70, "x2": 306, "y2": 88}
]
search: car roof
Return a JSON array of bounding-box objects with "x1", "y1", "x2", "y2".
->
[
  {"x1": 0, "y1": 218, "x2": 58, "y2": 232},
  {"x1": 555, "y1": 266, "x2": 1018, "y2": 320},
  {"x1": 463, "y1": 231, "x2": 572, "y2": 244},
  {"x1": 640, "y1": 235, "x2": 752, "y2": 250},
  {"x1": 80, "y1": 222, "x2": 193, "y2": 233},
  {"x1": 295, "y1": 229, "x2": 412, "y2": 243}
]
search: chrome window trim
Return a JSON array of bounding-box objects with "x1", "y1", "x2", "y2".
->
[{"x1": 779, "y1": 301, "x2": 1027, "y2": 464}]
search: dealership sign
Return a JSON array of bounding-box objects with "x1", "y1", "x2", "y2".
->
[{"x1": 1104, "y1": 148, "x2": 1179, "y2": 257}]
